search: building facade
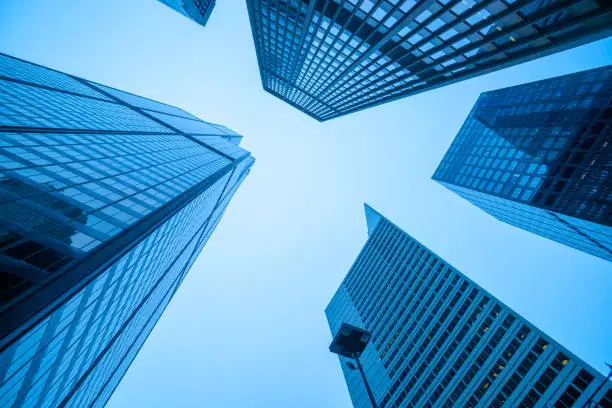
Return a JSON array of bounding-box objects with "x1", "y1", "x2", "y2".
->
[
  {"x1": 0, "y1": 53, "x2": 253, "y2": 407},
  {"x1": 246, "y1": 0, "x2": 612, "y2": 121},
  {"x1": 433, "y1": 65, "x2": 611, "y2": 262},
  {"x1": 158, "y1": 0, "x2": 216, "y2": 26},
  {"x1": 326, "y1": 204, "x2": 611, "y2": 408}
]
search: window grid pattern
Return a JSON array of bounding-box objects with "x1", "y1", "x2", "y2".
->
[
  {"x1": 0, "y1": 55, "x2": 111, "y2": 101},
  {"x1": 0, "y1": 53, "x2": 253, "y2": 407},
  {"x1": 0, "y1": 132, "x2": 231, "y2": 279},
  {"x1": 89, "y1": 82, "x2": 201, "y2": 120},
  {"x1": 247, "y1": 0, "x2": 612, "y2": 120},
  {"x1": 157, "y1": 0, "x2": 216, "y2": 26},
  {"x1": 434, "y1": 65, "x2": 612, "y2": 261},
  {"x1": 0, "y1": 80, "x2": 170, "y2": 132},
  {"x1": 325, "y1": 208, "x2": 611, "y2": 408},
  {"x1": 0, "y1": 53, "x2": 251, "y2": 304},
  {"x1": 0, "y1": 172, "x2": 231, "y2": 408}
]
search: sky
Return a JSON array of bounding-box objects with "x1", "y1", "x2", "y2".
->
[{"x1": 1, "y1": 1, "x2": 611, "y2": 407}]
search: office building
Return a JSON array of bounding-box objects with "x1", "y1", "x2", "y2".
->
[
  {"x1": 246, "y1": 0, "x2": 612, "y2": 121},
  {"x1": 433, "y1": 65, "x2": 611, "y2": 262},
  {"x1": 326, "y1": 204, "x2": 611, "y2": 408},
  {"x1": 0, "y1": 53, "x2": 254, "y2": 407},
  {"x1": 158, "y1": 0, "x2": 215, "y2": 26}
]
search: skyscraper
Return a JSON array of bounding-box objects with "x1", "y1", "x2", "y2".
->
[
  {"x1": 326, "y1": 204, "x2": 611, "y2": 408},
  {"x1": 433, "y1": 65, "x2": 611, "y2": 262},
  {"x1": 246, "y1": 0, "x2": 612, "y2": 121},
  {"x1": 157, "y1": 0, "x2": 216, "y2": 26},
  {"x1": 0, "y1": 53, "x2": 254, "y2": 407}
]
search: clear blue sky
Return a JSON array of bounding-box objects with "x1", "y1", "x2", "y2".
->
[{"x1": 1, "y1": 1, "x2": 611, "y2": 407}]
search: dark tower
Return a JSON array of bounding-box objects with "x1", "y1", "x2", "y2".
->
[
  {"x1": 247, "y1": 0, "x2": 612, "y2": 120},
  {"x1": 434, "y1": 65, "x2": 611, "y2": 261}
]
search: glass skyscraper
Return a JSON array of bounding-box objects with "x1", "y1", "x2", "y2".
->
[
  {"x1": 0, "y1": 53, "x2": 254, "y2": 407},
  {"x1": 246, "y1": 0, "x2": 612, "y2": 121},
  {"x1": 326, "y1": 204, "x2": 612, "y2": 408},
  {"x1": 158, "y1": 0, "x2": 216, "y2": 26},
  {"x1": 433, "y1": 65, "x2": 611, "y2": 262}
]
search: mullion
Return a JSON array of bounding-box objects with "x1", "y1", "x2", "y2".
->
[
  {"x1": 318, "y1": 0, "x2": 478, "y2": 102},
  {"x1": 295, "y1": 0, "x2": 370, "y2": 94},
  {"x1": 335, "y1": 0, "x2": 603, "y2": 117},
  {"x1": 310, "y1": 0, "x2": 444, "y2": 103}
]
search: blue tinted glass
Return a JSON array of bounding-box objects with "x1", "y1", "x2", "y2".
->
[
  {"x1": 0, "y1": 53, "x2": 253, "y2": 408},
  {"x1": 88, "y1": 81, "x2": 200, "y2": 120},
  {"x1": 326, "y1": 208, "x2": 611, "y2": 408},
  {"x1": 433, "y1": 66, "x2": 612, "y2": 262},
  {"x1": 0, "y1": 54, "x2": 110, "y2": 100},
  {"x1": 246, "y1": 0, "x2": 611, "y2": 120}
]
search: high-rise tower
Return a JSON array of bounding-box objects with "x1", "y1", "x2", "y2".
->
[
  {"x1": 158, "y1": 0, "x2": 216, "y2": 26},
  {"x1": 326, "y1": 204, "x2": 611, "y2": 408},
  {"x1": 0, "y1": 53, "x2": 253, "y2": 407},
  {"x1": 434, "y1": 65, "x2": 611, "y2": 262},
  {"x1": 246, "y1": 0, "x2": 612, "y2": 121}
]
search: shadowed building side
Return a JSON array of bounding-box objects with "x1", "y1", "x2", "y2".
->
[
  {"x1": 434, "y1": 65, "x2": 611, "y2": 261},
  {"x1": 0, "y1": 176, "x2": 89, "y2": 304}
]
